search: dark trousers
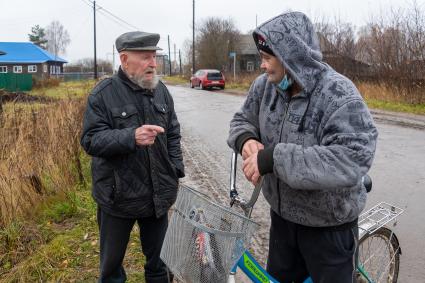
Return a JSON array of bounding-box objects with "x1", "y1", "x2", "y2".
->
[
  {"x1": 97, "y1": 207, "x2": 171, "y2": 283},
  {"x1": 266, "y1": 209, "x2": 358, "y2": 283}
]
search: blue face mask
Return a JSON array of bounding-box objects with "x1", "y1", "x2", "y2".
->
[{"x1": 277, "y1": 74, "x2": 293, "y2": 92}]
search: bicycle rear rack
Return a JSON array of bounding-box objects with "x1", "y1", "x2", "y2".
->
[{"x1": 358, "y1": 202, "x2": 404, "y2": 236}]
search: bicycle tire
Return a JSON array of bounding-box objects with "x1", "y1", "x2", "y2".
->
[{"x1": 358, "y1": 226, "x2": 400, "y2": 283}]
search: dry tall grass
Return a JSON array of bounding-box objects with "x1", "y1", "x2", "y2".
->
[
  {"x1": 226, "y1": 74, "x2": 425, "y2": 112},
  {"x1": 224, "y1": 72, "x2": 261, "y2": 90},
  {"x1": 0, "y1": 98, "x2": 85, "y2": 228},
  {"x1": 357, "y1": 81, "x2": 424, "y2": 105}
]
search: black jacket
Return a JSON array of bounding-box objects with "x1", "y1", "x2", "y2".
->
[{"x1": 80, "y1": 68, "x2": 184, "y2": 218}]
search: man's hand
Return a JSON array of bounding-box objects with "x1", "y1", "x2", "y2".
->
[
  {"x1": 242, "y1": 151, "x2": 261, "y2": 186},
  {"x1": 242, "y1": 139, "x2": 264, "y2": 160},
  {"x1": 135, "y1": 125, "x2": 165, "y2": 146}
]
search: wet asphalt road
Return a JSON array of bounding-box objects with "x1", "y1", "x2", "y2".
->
[{"x1": 168, "y1": 85, "x2": 425, "y2": 282}]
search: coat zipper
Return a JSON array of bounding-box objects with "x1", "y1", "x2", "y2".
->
[{"x1": 277, "y1": 96, "x2": 291, "y2": 213}]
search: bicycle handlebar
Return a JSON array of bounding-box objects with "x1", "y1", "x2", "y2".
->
[{"x1": 229, "y1": 151, "x2": 263, "y2": 218}]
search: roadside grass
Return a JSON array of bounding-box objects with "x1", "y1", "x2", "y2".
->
[
  {"x1": 1, "y1": 102, "x2": 47, "y2": 113},
  {"x1": 0, "y1": 153, "x2": 147, "y2": 282},
  {"x1": 30, "y1": 80, "x2": 96, "y2": 99},
  {"x1": 223, "y1": 72, "x2": 259, "y2": 92},
  {"x1": 357, "y1": 82, "x2": 425, "y2": 115},
  {"x1": 0, "y1": 81, "x2": 147, "y2": 282},
  {"x1": 194, "y1": 74, "x2": 425, "y2": 115},
  {"x1": 364, "y1": 99, "x2": 425, "y2": 115},
  {"x1": 161, "y1": 75, "x2": 188, "y2": 85},
  {"x1": 225, "y1": 81, "x2": 251, "y2": 91}
]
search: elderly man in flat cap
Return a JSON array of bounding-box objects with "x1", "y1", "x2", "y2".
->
[{"x1": 81, "y1": 31, "x2": 184, "y2": 283}]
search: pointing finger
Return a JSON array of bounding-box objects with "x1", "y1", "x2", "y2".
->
[{"x1": 143, "y1": 125, "x2": 165, "y2": 133}]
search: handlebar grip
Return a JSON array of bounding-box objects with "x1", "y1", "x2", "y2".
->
[{"x1": 363, "y1": 174, "x2": 372, "y2": 193}]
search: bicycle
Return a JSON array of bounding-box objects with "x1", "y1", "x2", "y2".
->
[
  {"x1": 160, "y1": 152, "x2": 403, "y2": 283},
  {"x1": 227, "y1": 152, "x2": 404, "y2": 283}
]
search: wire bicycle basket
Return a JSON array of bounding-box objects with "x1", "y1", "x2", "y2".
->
[{"x1": 160, "y1": 185, "x2": 259, "y2": 283}]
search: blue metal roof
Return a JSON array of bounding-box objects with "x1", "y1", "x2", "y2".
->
[
  {"x1": 0, "y1": 42, "x2": 67, "y2": 64},
  {"x1": 0, "y1": 50, "x2": 5, "y2": 56}
]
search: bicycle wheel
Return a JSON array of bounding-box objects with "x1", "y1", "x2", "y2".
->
[{"x1": 358, "y1": 226, "x2": 400, "y2": 283}]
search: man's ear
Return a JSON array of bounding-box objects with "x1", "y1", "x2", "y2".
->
[{"x1": 119, "y1": 52, "x2": 128, "y2": 67}]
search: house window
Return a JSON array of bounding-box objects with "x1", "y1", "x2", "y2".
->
[
  {"x1": 13, "y1": 66, "x2": 22, "y2": 73},
  {"x1": 28, "y1": 65, "x2": 37, "y2": 73},
  {"x1": 0, "y1": 66, "x2": 7, "y2": 73},
  {"x1": 247, "y1": 61, "x2": 254, "y2": 72},
  {"x1": 56, "y1": 66, "x2": 60, "y2": 74},
  {"x1": 43, "y1": 65, "x2": 48, "y2": 73},
  {"x1": 50, "y1": 65, "x2": 55, "y2": 74}
]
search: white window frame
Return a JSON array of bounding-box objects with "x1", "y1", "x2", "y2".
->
[
  {"x1": 247, "y1": 61, "x2": 254, "y2": 72},
  {"x1": 28, "y1": 65, "x2": 37, "y2": 73},
  {"x1": 43, "y1": 65, "x2": 48, "y2": 73},
  {"x1": 0, "y1": 66, "x2": 7, "y2": 73},
  {"x1": 50, "y1": 65, "x2": 54, "y2": 74},
  {"x1": 56, "y1": 65, "x2": 60, "y2": 74},
  {"x1": 13, "y1": 66, "x2": 22, "y2": 73}
]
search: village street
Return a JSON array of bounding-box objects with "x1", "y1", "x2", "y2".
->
[{"x1": 169, "y1": 85, "x2": 425, "y2": 283}]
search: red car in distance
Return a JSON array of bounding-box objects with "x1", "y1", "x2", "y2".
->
[{"x1": 190, "y1": 69, "x2": 225, "y2": 90}]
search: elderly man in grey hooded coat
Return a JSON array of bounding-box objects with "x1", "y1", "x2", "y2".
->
[{"x1": 228, "y1": 12, "x2": 378, "y2": 283}]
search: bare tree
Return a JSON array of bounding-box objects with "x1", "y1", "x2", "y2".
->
[
  {"x1": 356, "y1": 6, "x2": 421, "y2": 81},
  {"x1": 196, "y1": 17, "x2": 241, "y2": 71},
  {"x1": 315, "y1": 18, "x2": 357, "y2": 58},
  {"x1": 405, "y1": 0, "x2": 425, "y2": 78},
  {"x1": 181, "y1": 39, "x2": 194, "y2": 77},
  {"x1": 45, "y1": 20, "x2": 71, "y2": 57}
]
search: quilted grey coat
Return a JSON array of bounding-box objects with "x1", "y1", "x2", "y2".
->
[{"x1": 81, "y1": 68, "x2": 184, "y2": 219}]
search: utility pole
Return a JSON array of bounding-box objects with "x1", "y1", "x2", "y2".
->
[
  {"x1": 233, "y1": 53, "x2": 236, "y2": 81},
  {"x1": 162, "y1": 55, "x2": 165, "y2": 75},
  {"x1": 93, "y1": 0, "x2": 98, "y2": 79},
  {"x1": 167, "y1": 35, "x2": 172, "y2": 76},
  {"x1": 173, "y1": 43, "x2": 176, "y2": 74},
  {"x1": 112, "y1": 44, "x2": 115, "y2": 74},
  {"x1": 179, "y1": 49, "x2": 182, "y2": 76},
  {"x1": 192, "y1": 0, "x2": 195, "y2": 74}
]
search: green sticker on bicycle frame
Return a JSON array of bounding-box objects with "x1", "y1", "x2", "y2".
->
[{"x1": 243, "y1": 254, "x2": 269, "y2": 283}]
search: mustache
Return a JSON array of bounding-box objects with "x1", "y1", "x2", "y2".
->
[{"x1": 144, "y1": 67, "x2": 156, "y2": 75}]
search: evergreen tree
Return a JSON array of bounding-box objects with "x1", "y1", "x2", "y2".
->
[{"x1": 28, "y1": 25, "x2": 48, "y2": 49}]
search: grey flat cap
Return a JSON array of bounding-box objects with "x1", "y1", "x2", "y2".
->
[{"x1": 115, "y1": 31, "x2": 162, "y2": 52}]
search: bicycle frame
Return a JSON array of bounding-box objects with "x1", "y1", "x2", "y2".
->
[{"x1": 228, "y1": 152, "x2": 403, "y2": 283}]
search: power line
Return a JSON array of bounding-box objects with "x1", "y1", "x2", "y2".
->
[
  {"x1": 97, "y1": 7, "x2": 140, "y2": 31},
  {"x1": 82, "y1": 0, "x2": 140, "y2": 31},
  {"x1": 80, "y1": 0, "x2": 172, "y2": 51},
  {"x1": 80, "y1": 0, "x2": 94, "y2": 9},
  {"x1": 97, "y1": 9, "x2": 132, "y2": 30}
]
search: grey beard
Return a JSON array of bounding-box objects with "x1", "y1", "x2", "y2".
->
[{"x1": 128, "y1": 72, "x2": 159, "y2": 90}]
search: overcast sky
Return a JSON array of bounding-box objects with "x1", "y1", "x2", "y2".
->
[{"x1": 0, "y1": 0, "x2": 423, "y2": 67}]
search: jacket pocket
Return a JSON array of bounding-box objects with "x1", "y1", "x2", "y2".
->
[
  {"x1": 111, "y1": 104, "x2": 139, "y2": 129},
  {"x1": 112, "y1": 170, "x2": 121, "y2": 202},
  {"x1": 319, "y1": 228, "x2": 356, "y2": 265},
  {"x1": 330, "y1": 189, "x2": 353, "y2": 223},
  {"x1": 93, "y1": 184, "x2": 114, "y2": 206}
]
